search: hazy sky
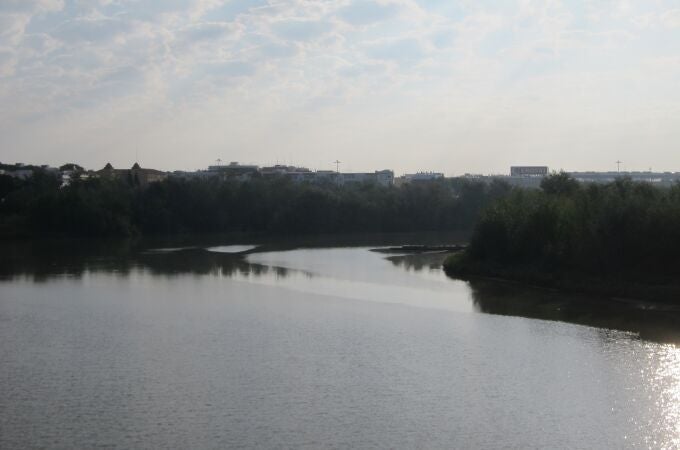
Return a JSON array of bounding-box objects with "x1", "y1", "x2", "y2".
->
[{"x1": 1, "y1": 0, "x2": 679, "y2": 175}]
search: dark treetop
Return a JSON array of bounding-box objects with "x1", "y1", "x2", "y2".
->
[{"x1": 0, "y1": 170, "x2": 510, "y2": 238}]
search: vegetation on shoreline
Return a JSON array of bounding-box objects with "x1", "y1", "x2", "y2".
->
[
  {"x1": 0, "y1": 170, "x2": 510, "y2": 238},
  {"x1": 444, "y1": 173, "x2": 680, "y2": 303}
]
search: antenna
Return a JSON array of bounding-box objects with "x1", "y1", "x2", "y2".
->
[
  {"x1": 616, "y1": 160, "x2": 622, "y2": 173},
  {"x1": 216, "y1": 158, "x2": 222, "y2": 167},
  {"x1": 333, "y1": 160, "x2": 341, "y2": 173}
]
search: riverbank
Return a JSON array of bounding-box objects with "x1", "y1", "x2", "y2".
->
[{"x1": 443, "y1": 251, "x2": 680, "y2": 308}]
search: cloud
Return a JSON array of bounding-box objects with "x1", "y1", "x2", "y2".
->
[
  {"x1": 337, "y1": 0, "x2": 399, "y2": 26},
  {"x1": 2, "y1": 0, "x2": 680, "y2": 174},
  {"x1": 204, "y1": 60, "x2": 256, "y2": 78},
  {"x1": 0, "y1": 49, "x2": 17, "y2": 76},
  {"x1": 635, "y1": 8, "x2": 680, "y2": 29},
  {"x1": 100, "y1": 65, "x2": 145, "y2": 85},
  {"x1": 0, "y1": 13, "x2": 30, "y2": 47},
  {"x1": 659, "y1": 8, "x2": 680, "y2": 28},
  {"x1": 0, "y1": 0, "x2": 64, "y2": 14},
  {"x1": 272, "y1": 19, "x2": 333, "y2": 41},
  {"x1": 366, "y1": 37, "x2": 428, "y2": 63},
  {"x1": 179, "y1": 21, "x2": 242, "y2": 42},
  {"x1": 256, "y1": 42, "x2": 298, "y2": 59},
  {"x1": 202, "y1": 0, "x2": 269, "y2": 21},
  {"x1": 51, "y1": 16, "x2": 133, "y2": 43}
]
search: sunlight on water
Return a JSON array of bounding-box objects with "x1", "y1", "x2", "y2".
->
[
  {"x1": 206, "y1": 245, "x2": 257, "y2": 253},
  {"x1": 618, "y1": 341, "x2": 680, "y2": 448},
  {"x1": 653, "y1": 344, "x2": 680, "y2": 448}
]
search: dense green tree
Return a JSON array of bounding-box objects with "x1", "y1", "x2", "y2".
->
[
  {"x1": 460, "y1": 173, "x2": 680, "y2": 281},
  {"x1": 59, "y1": 163, "x2": 85, "y2": 172},
  {"x1": 540, "y1": 171, "x2": 579, "y2": 196},
  {"x1": 0, "y1": 174, "x2": 510, "y2": 238},
  {"x1": 0, "y1": 175, "x2": 19, "y2": 200}
]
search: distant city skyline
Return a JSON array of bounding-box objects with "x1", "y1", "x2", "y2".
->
[
  {"x1": 5, "y1": 158, "x2": 679, "y2": 180},
  {"x1": 1, "y1": 1, "x2": 679, "y2": 175}
]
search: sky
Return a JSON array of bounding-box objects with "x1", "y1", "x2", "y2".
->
[{"x1": 0, "y1": 0, "x2": 679, "y2": 175}]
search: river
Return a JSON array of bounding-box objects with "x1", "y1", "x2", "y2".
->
[{"x1": 1, "y1": 235, "x2": 679, "y2": 448}]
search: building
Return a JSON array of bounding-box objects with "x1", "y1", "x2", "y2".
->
[
  {"x1": 59, "y1": 171, "x2": 90, "y2": 187},
  {"x1": 260, "y1": 165, "x2": 312, "y2": 177},
  {"x1": 305, "y1": 170, "x2": 340, "y2": 184},
  {"x1": 568, "y1": 171, "x2": 680, "y2": 186},
  {"x1": 337, "y1": 170, "x2": 394, "y2": 187},
  {"x1": 208, "y1": 162, "x2": 259, "y2": 177},
  {"x1": 395, "y1": 172, "x2": 444, "y2": 186},
  {"x1": 258, "y1": 165, "x2": 394, "y2": 187},
  {"x1": 171, "y1": 161, "x2": 395, "y2": 187},
  {"x1": 96, "y1": 163, "x2": 167, "y2": 187},
  {"x1": 510, "y1": 166, "x2": 549, "y2": 177},
  {"x1": 1, "y1": 169, "x2": 34, "y2": 180},
  {"x1": 461, "y1": 167, "x2": 548, "y2": 188},
  {"x1": 0, "y1": 163, "x2": 60, "y2": 180},
  {"x1": 370, "y1": 170, "x2": 394, "y2": 187}
]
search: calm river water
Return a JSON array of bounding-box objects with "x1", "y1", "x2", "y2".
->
[{"x1": 1, "y1": 236, "x2": 680, "y2": 449}]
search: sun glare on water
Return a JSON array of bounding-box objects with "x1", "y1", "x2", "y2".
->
[{"x1": 646, "y1": 343, "x2": 680, "y2": 449}]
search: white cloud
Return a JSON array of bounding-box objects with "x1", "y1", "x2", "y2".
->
[
  {"x1": 1, "y1": 0, "x2": 680, "y2": 173},
  {"x1": 635, "y1": 8, "x2": 680, "y2": 29},
  {"x1": 271, "y1": 18, "x2": 334, "y2": 41},
  {"x1": 0, "y1": 0, "x2": 64, "y2": 14},
  {"x1": 0, "y1": 49, "x2": 17, "y2": 76},
  {"x1": 337, "y1": 0, "x2": 400, "y2": 26},
  {"x1": 178, "y1": 21, "x2": 243, "y2": 43},
  {"x1": 0, "y1": 13, "x2": 30, "y2": 47},
  {"x1": 51, "y1": 16, "x2": 133, "y2": 43},
  {"x1": 365, "y1": 37, "x2": 429, "y2": 63}
]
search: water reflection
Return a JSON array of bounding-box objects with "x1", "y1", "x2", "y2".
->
[
  {"x1": 0, "y1": 240, "x2": 301, "y2": 281},
  {"x1": 3, "y1": 238, "x2": 680, "y2": 447},
  {"x1": 139, "y1": 249, "x2": 283, "y2": 278},
  {"x1": 2, "y1": 238, "x2": 680, "y2": 344},
  {"x1": 0, "y1": 233, "x2": 466, "y2": 281},
  {"x1": 387, "y1": 252, "x2": 680, "y2": 343},
  {"x1": 466, "y1": 278, "x2": 680, "y2": 344},
  {"x1": 0, "y1": 239, "x2": 138, "y2": 282},
  {"x1": 386, "y1": 252, "x2": 450, "y2": 272}
]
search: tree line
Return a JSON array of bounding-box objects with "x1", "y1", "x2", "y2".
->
[
  {"x1": 449, "y1": 172, "x2": 680, "y2": 285},
  {"x1": 0, "y1": 170, "x2": 511, "y2": 238}
]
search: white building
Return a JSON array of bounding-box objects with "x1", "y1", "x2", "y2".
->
[
  {"x1": 568, "y1": 171, "x2": 680, "y2": 186},
  {"x1": 261, "y1": 167, "x2": 394, "y2": 187}
]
